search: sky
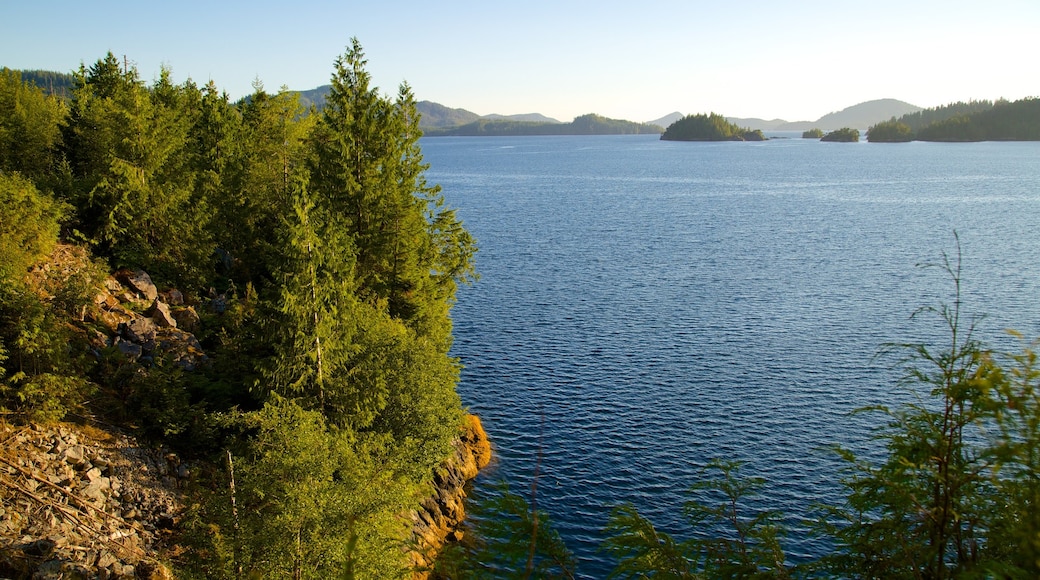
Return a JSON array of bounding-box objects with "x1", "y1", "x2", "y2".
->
[{"x1": 2, "y1": 0, "x2": 1038, "y2": 123}]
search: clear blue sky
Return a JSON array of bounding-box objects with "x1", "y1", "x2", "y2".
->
[{"x1": 2, "y1": 0, "x2": 1037, "y2": 123}]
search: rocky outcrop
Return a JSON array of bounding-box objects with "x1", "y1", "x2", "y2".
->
[
  {"x1": 0, "y1": 422, "x2": 186, "y2": 579},
  {"x1": 89, "y1": 268, "x2": 208, "y2": 371},
  {"x1": 410, "y1": 414, "x2": 492, "y2": 578}
]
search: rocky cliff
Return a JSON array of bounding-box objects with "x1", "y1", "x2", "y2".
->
[{"x1": 410, "y1": 414, "x2": 492, "y2": 578}]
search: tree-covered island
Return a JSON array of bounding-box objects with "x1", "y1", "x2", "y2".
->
[
  {"x1": 820, "y1": 127, "x2": 860, "y2": 142},
  {"x1": 660, "y1": 112, "x2": 766, "y2": 141}
]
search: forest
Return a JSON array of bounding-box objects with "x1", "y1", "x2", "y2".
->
[
  {"x1": 3, "y1": 43, "x2": 1040, "y2": 578},
  {"x1": 1, "y1": 40, "x2": 477, "y2": 578},
  {"x1": 867, "y1": 98, "x2": 1040, "y2": 142}
]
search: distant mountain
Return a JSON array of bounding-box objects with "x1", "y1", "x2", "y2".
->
[
  {"x1": 708, "y1": 99, "x2": 924, "y2": 132},
  {"x1": 426, "y1": 113, "x2": 661, "y2": 137},
  {"x1": 483, "y1": 112, "x2": 562, "y2": 124},
  {"x1": 295, "y1": 85, "x2": 330, "y2": 110},
  {"x1": 807, "y1": 99, "x2": 922, "y2": 131},
  {"x1": 415, "y1": 101, "x2": 480, "y2": 128},
  {"x1": 726, "y1": 117, "x2": 792, "y2": 131},
  {"x1": 648, "y1": 112, "x2": 683, "y2": 128}
]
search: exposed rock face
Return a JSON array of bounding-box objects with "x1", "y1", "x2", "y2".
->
[
  {"x1": 411, "y1": 414, "x2": 492, "y2": 578},
  {"x1": 0, "y1": 423, "x2": 185, "y2": 579}
]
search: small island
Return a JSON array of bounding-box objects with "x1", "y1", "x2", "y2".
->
[
  {"x1": 820, "y1": 127, "x2": 860, "y2": 142},
  {"x1": 802, "y1": 128, "x2": 824, "y2": 138},
  {"x1": 661, "y1": 112, "x2": 766, "y2": 141}
]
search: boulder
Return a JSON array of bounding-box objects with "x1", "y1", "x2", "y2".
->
[
  {"x1": 160, "y1": 289, "x2": 184, "y2": 306},
  {"x1": 170, "y1": 306, "x2": 201, "y2": 333},
  {"x1": 147, "y1": 299, "x2": 177, "y2": 329},
  {"x1": 121, "y1": 317, "x2": 156, "y2": 345},
  {"x1": 116, "y1": 269, "x2": 158, "y2": 302}
]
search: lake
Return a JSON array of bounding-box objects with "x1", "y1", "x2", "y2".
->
[{"x1": 421, "y1": 134, "x2": 1040, "y2": 576}]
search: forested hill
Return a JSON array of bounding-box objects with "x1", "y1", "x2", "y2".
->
[
  {"x1": 7, "y1": 69, "x2": 76, "y2": 98},
  {"x1": 424, "y1": 113, "x2": 663, "y2": 136},
  {"x1": 868, "y1": 97, "x2": 1040, "y2": 142},
  {"x1": 1, "y1": 44, "x2": 479, "y2": 578}
]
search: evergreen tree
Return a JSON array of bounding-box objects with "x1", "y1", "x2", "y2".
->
[
  {"x1": 61, "y1": 54, "x2": 213, "y2": 287},
  {"x1": 198, "y1": 397, "x2": 417, "y2": 579},
  {"x1": 0, "y1": 68, "x2": 66, "y2": 181},
  {"x1": 819, "y1": 243, "x2": 994, "y2": 578},
  {"x1": 216, "y1": 84, "x2": 313, "y2": 287}
]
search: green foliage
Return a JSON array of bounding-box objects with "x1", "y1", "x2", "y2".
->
[
  {"x1": 211, "y1": 84, "x2": 313, "y2": 287},
  {"x1": 820, "y1": 127, "x2": 859, "y2": 142},
  {"x1": 661, "y1": 113, "x2": 763, "y2": 142},
  {"x1": 0, "y1": 68, "x2": 66, "y2": 181},
  {"x1": 0, "y1": 173, "x2": 95, "y2": 423},
  {"x1": 801, "y1": 128, "x2": 824, "y2": 139},
  {"x1": 186, "y1": 397, "x2": 418, "y2": 579},
  {"x1": 61, "y1": 54, "x2": 214, "y2": 287},
  {"x1": 604, "y1": 459, "x2": 790, "y2": 579},
  {"x1": 896, "y1": 100, "x2": 995, "y2": 132},
  {"x1": 916, "y1": 98, "x2": 1040, "y2": 142},
  {"x1": 0, "y1": 172, "x2": 64, "y2": 280},
  {"x1": 862, "y1": 98, "x2": 1040, "y2": 142},
  {"x1": 436, "y1": 481, "x2": 577, "y2": 579},
  {"x1": 817, "y1": 240, "x2": 1006, "y2": 578},
  {"x1": 0, "y1": 277, "x2": 95, "y2": 423},
  {"x1": 13, "y1": 69, "x2": 77, "y2": 100},
  {"x1": 974, "y1": 335, "x2": 1040, "y2": 575},
  {"x1": 866, "y1": 119, "x2": 913, "y2": 142}
]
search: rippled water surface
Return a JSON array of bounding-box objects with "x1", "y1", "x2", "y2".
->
[{"x1": 421, "y1": 135, "x2": 1040, "y2": 576}]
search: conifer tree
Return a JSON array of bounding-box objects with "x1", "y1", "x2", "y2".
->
[
  {"x1": 0, "y1": 68, "x2": 66, "y2": 181},
  {"x1": 62, "y1": 54, "x2": 212, "y2": 286}
]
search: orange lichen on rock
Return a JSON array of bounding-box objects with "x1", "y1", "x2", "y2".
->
[{"x1": 410, "y1": 413, "x2": 492, "y2": 578}]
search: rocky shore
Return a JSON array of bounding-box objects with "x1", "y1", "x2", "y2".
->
[{"x1": 411, "y1": 414, "x2": 492, "y2": 578}]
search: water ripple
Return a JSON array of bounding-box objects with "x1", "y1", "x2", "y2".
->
[{"x1": 424, "y1": 135, "x2": 1040, "y2": 578}]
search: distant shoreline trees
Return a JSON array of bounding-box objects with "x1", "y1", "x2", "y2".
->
[
  {"x1": 869, "y1": 97, "x2": 1040, "y2": 142},
  {"x1": 424, "y1": 113, "x2": 662, "y2": 136}
]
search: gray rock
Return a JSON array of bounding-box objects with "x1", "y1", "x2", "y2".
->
[
  {"x1": 121, "y1": 317, "x2": 156, "y2": 344},
  {"x1": 161, "y1": 288, "x2": 184, "y2": 306},
  {"x1": 119, "y1": 269, "x2": 158, "y2": 302},
  {"x1": 115, "y1": 339, "x2": 143, "y2": 360},
  {"x1": 147, "y1": 299, "x2": 177, "y2": 328}
]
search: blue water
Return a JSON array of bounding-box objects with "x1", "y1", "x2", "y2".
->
[{"x1": 421, "y1": 134, "x2": 1040, "y2": 576}]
